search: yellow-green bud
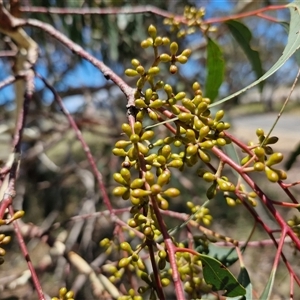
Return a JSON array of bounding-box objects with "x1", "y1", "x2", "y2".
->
[
  {"x1": 266, "y1": 152, "x2": 283, "y2": 167},
  {"x1": 163, "y1": 188, "x2": 180, "y2": 197},
  {"x1": 148, "y1": 66, "x2": 160, "y2": 75},
  {"x1": 178, "y1": 112, "x2": 193, "y2": 122},
  {"x1": 160, "y1": 53, "x2": 171, "y2": 62},
  {"x1": 125, "y1": 69, "x2": 139, "y2": 77},
  {"x1": 122, "y1": 123, "x2": 132, "y2": 136},
  {"x1": 170, "y1": 42, "x2": 178, "y2": 55},
  {"x1": 113, "y1": 186, "x2": 128, "y2": 197},
  {"x1": 148, "y1": 24, "x2": 157, "y2": 38}
]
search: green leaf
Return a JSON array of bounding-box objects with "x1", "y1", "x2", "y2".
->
[
  {"x1": 260, "y1": 269, "x2": 277, "y2": 300},
  {"x1": 210, "y1": 0, "x2": 300, "y2": 108},
  {"x1": 279, "y1": 21, "x2": 300, "y2": 65},
  {"x1": 237, "y1": 267, "x2": 253, "y2": 300},
  {"x1": 205, "y1": 38, "x2": 225, "y2": 102},
  {"x1": 285, "y1": 141, "x2": 300, "y2": 170},
  {"x1": 199, "y1": 254, "x2": 246, "y2": 297},
  {"x1": 226, "y1": 20, "x2": 264, "y2": 92},
  {"x1": 206, "y1": 243, "x2": 239, "y2": 267}
]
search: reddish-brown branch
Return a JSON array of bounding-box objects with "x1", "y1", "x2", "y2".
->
[
  {"x1": 14, "y1": 18, "x2": 135, "y2": 105},
  {"x1": 19, "y1": 4, "x2": 286, "y2": 26},
  {"x1": 202, "y1": 5, "x2": 287, "y2": 24},
  {"x1": 37, "y1": 73, "x2": 114, "y2": 213}
]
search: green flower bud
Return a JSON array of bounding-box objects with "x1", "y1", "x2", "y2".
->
[
  {"x1": 157, "y1": 172, "x2": 171, "y2": 186},
  {"x1": 266, "y1": 152, "x2": 283, "y2": 167},
  {"x1": 113, "y1": 173, "x2": 128, "y2": 186},
  {"x1": 255, "y1": 147, "x2": 265, "y2": 162},
  {"x1": 148, "y1": 66, "x2": 160, "y2": 75},
  {"x1": 122, "y1": 123, "x2": 132, "y2": 136},
  {"x1": 149, "y1": 99, "x2": 164, "y2": 109},
  {"x1": 226, "y1": 197, "x2": 236, "y2": 207},
  {"x1": 175, "y1": 92, "x2": 186, "y2": 100},
  {"x1": 206, "y1": 182, "x2": 217, "y2": 199},
  {"x1": 241, "y1": 155, "x2": 250, "y2": 165},
  {"x1": 161, "y1": 278, "x2": 170, "y2": 287},
  {"x1": 256, "y1": 128, "x2": 264, "y2": 137},
  {"x1": 131, "y1": 189, "x2": 152, "y2": 198},
  {"x1": 148, "y1": 24, "x2": 157, "y2": 38},
  {"x1": 164, "y1": 84, "x2": 173, "y2": 96},
  {"x1": 254, "y1": 162, "x2": 265, "y2": 171},
  {"x1": 199, "y1": 140, "x2": 214, "y2": 149},
  {"x1": 198, "y1": 149, "x2": 210, "y2": 163},
  {"x1": 118, "y1": 257, "x2": 132, "y2": 268},
  {"x1": 163, "y1": 188, "x2": 180, "y2": 197},
  {"x1": 143, "y1": 226, "x2": 154, "y2": 239},
  {"x1": 141, "y1": 130, "x2": 154, "y2": 141},
  {"x1": 150, "y1": 184, "x2": 162, "y2": 195},
  {"x1": 170, "y1": 42, "x2": 178, "y2": 55},
  {"x1": 160, "y1": 53, "x2": 171, "y2": 62},
  {"x1": 176, "y1": 55, "x2": 188, "y2": 64},
  {"x1": 135, "y1": 99, "x2": 148, "y2": 108},
  {"x1": 178, "y1": 112, "x2": 193, "y2": 122},
  {"x1": 145, "y1": 171, "x2": 155, "y2": 185},
  {"x1": 125, "y1": 69, "x2": 139, "y2": 77},
  {"x1": 59, "y1": 287, "x2": 67, "y2": 297},
  {"x1": 154, "y1": 36, "x2": 163, "y2": 46},
  {"x1": 120, "y1": 242, "x2": 132, "y2": 252},
  {"x1": 159, "y1": 198, "x2": 169, "y2": 210},
  {"x1": 112, "y1": 148, "x2": 127, "y2": 156},
  {"x1": 115, "y1": 140, "x2": 131, "y2": 149},
  {"x1": 134, "y1": 122, "x2": 143, "y2": 135},
  {"x1": 203, "y1": 172, "x2": 216, "y2": 182},
  {"x1": 199, "y1": 125, "x2": 210, "y2": 140},
  {"x1": 141, "y1": 38, "x2": 152, "y2": 48},
  {"x1": 167, "y1": 159, "x2": 183, "y2": 168},
  {"x1": 130, "y1": 178, "x2": 144, "y2": 189},
  {"x1": 265, "y1": 166, "x2": 279, "y2": 182},
  {"x1": 186, "y1": 144, "x2": 198, "y2": 156},
  {"x1": 130, "y1": 134, "x2": 140, "y2": 143},
  {"x1": 171, "y1": 104, "x2": 181, "y2": 114},
  {"x1": 136, "y1": 65, "x2": 145, "y2": 75},
  {"x1": 162, "y1": 37, "x2": 170, "y2": 45},
  {"x1": 193, "y1": 81, "x2": 201, "y2": 91},
  {"x1": 148, "y1": 110, "x2": 158, "y2": 120},
  {"x1": 120, "y1": 168, "x2": 131, "y2": 182},
  {"x1": 131, "y1": 59, "x2": 140, "y2": 67},
  {"x1": 113, "y1": 186, "x2": 128, "y2": 197},
  {"x1": 182, "y1": 98, "x2": 196, "y2": 112},
  {"x1": 215, "y1": 110, "x2": 224, "y2": 122}
]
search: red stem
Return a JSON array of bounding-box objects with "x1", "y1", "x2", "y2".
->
[
  {"x1": 202, "y1": 5, "x2": 287, "y2": 24},
  {"x1": 37, "y1": 73, "x2": 113, "y2": 213}
]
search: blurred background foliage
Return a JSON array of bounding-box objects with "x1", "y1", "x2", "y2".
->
[{"x1": 1, "y1": 0, "x2": 300, "y2": 299}]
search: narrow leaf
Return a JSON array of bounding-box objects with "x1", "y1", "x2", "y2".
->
[
  {"x1": 199, "y1": 254, "x2": 246, "y2": 297},
  {"x1": 260, "y1": 269, "x2": 276, "y2": 300},
  {"x1": 210, "y1": 0, "x2": 300, "y2": 108},
  {"x1": 226, "y1": 20, "x2": 264, "y2": 92},
  {"x1": 205, "y1": 38, "x2": 225, "y2": 102}
]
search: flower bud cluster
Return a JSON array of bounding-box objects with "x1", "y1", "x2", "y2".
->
[
  {"x1": 164, "y1": 6, "x2": 216, "y2": 38},
  {"x1": 241, "y1": 128, "x2": 286, "y2": 182},
  {"x1": 52, "y1": 287, "x2": 74, "y2": 300}
]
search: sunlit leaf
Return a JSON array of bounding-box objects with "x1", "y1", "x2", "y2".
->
[
  {"x1": 205, "y1": 38, "x2": 225, "y2": 102},
  {"x1": 226, "y1": 20, "x2": 264, "y2": 92},
  {"x1": 199, "y1": 254, "x2": 246, "y2": 297},
  {"x1": 210, "y1": 0, "x2": 300, "y2": 107}
]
